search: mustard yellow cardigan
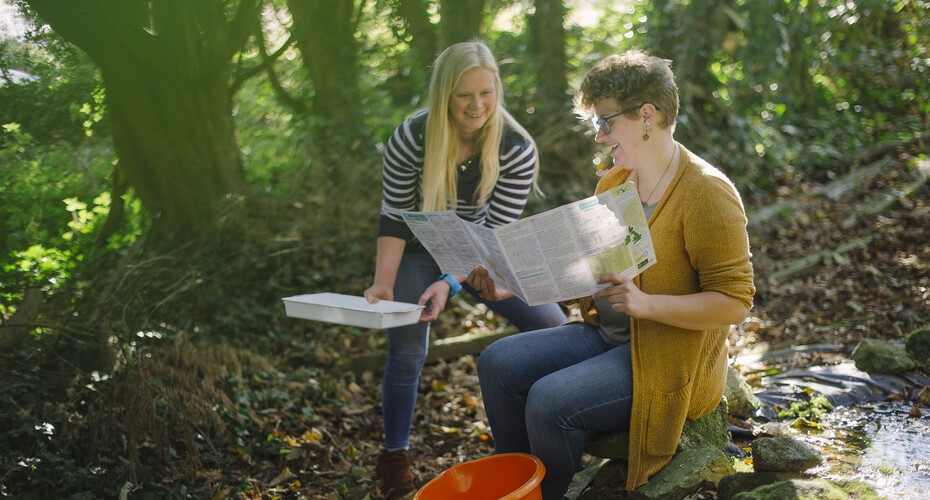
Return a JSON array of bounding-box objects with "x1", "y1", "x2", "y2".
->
[{"x1": 576, "y1": 144, "x2": 755, "y2": 490}]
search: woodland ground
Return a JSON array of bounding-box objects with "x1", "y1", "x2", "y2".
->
[{"x1": 143, "y1": 146, "x2": 930, "y2": 499}]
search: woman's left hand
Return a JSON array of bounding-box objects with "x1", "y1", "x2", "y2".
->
[
  {"x1": 466, "y1": 266, "x2": 515, "y2": 302},
  {"x1": 417, "y1": 280, "x2": 450, "y2": 323},
  {"x1": 593, "y1": 273, "x2": 652, "y2": 319}
]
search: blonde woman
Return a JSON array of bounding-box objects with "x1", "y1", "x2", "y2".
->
[{"x1": 364, "y1": 41, "x2": 566, "y2": 498}]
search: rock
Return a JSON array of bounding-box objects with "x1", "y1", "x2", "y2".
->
[
  {"x1": 834, "y1": 480, "x2": 881, "y2": 499},
  {"x1": 585, "y1": 431, "x2": 629, "y2": 460},
  {"x1": 577, "y1": 485, "x2": 627, "y2": 500},
  {"x1": 585, "y1": 398, "x2": 729, "y2": 460},
  {"x1": 726, "y1": 365, "x2": 762, "y2": 416},
  {"x1": 582, "y1": 399, "x2": 731, "y2": 497},
  {"x1": 725, "y1": 441, "x2": 747, "y2": 458},
  {"x1": 677, "y1": 398, "x2": 730, "y2": 453},
  {"x1": 588, "y1": 458, "x2": 627, "y2": 490},
  {"x1": 630, "y1": 448, "x2": 734, "y2": 500},
  {"x1": 850, "y1": 338, "x2": 915, "y2": 374},
  {"x1": 751, "y1": 437, "x2": 822, "y2": 472},
  {"x1": 717, "y1": 472, "x2": 812, "y2": 500},
  {"x1": 730, "y1": 478, "x2": 849, "y2": 499},
  {"x1": 905, "y1": 325, "x2": 930, "y2": 367}
]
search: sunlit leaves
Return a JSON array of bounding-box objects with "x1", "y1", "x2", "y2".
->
[
  {"x1": 10, "y1": 244, "x2": 74, "y2": 288},
  {"x1": 76, "y1": 85, "x2": 105, "y2": 137},
  {"x1": 62, "y1": 193, "x2": 109, "y2": 239}
]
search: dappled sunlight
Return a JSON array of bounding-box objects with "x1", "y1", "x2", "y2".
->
[{"x1": 1, "y1": 0, "x2": 928, "y2": 497}]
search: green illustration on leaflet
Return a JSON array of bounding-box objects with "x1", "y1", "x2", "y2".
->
[
  {"x1": 623, "y1": 197, "x2": 648, "y2": 227},
  {"x1": 586, "y1": 244, "x2": 633, "y2": 280},
  {"x1": 607, "y1": 183, "x2": 648, "y2": 227},
  {"x1": 602, "y1": 182, "x2": 652, "y2": 273}
]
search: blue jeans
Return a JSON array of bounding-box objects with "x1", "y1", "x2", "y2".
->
[
  {"x1": 382, "y1": 252, "x2": 567, "y2": 451},
  {"x1": 478, "y1": 323, "x2": 633, "y2": 500}
]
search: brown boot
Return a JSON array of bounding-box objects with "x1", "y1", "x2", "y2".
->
[{"x1": 376, "y1": 449, "x2": 415, "y2": 499}]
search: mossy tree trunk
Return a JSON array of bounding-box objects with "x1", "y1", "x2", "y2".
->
[
  {"x1": 529, "y1": 0, "x2": 569, "y2": 120},
  {"x1": 287, "y1": 0, "x2": 367, "y2": 152},
  {"x1": 440, "y1": 0, "x2": 485, "y2": 47},
  {"x1": 397, "y1": 0, "x2": 441, "y2": 68},
  {"x1": 26, "y1": 0, "x2": 259, "y2": 240}
]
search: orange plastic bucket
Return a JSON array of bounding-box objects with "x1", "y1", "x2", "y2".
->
[{"x1": 414, "y1": 453, "x2": 545, "y2": 500}]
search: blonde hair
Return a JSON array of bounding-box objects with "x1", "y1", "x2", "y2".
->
[{"x1": 421, "y1": 41, "x2": 540, "y2": 212}]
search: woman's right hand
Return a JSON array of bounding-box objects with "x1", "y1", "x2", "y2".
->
[
  {"x1": 364, "y1": 283, "x2": 393, "y2": 303},
  {"x1": 466, "y1": 267, "x2": 515, "y2": 302}
]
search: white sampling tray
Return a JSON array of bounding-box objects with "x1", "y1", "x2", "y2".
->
[{"x1": 282, "y1": 292, "x2": 423, "y2": 329}]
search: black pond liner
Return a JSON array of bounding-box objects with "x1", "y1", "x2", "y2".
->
[{"x1": 736, "y1": 343, "x2": 930, "y2": 413}]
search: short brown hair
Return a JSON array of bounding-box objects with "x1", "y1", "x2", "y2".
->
[{"x1": 574, "y1": 50, "x2": 679, "y2": 128}]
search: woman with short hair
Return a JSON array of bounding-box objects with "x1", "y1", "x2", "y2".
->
[{"x1": 471, "y1": 49, "x2": 755, "y2": 499}]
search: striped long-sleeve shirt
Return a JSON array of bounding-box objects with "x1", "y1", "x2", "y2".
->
[{"x1": 378, "y1": 110, "x2": 537, "y2": 251}]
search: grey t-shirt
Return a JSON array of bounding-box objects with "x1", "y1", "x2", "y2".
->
[{"x1": 596, "y1": 201, "x2": 657, "y2": 345}]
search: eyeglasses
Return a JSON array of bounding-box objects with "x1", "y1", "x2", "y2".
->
[{"x1": 590, "y1": 103, "x2": 647, "y2": 135}]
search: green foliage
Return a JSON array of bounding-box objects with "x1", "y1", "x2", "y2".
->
[
  {"x1": 0, "y1": 332, "x2": 320, "y2": 498},
  {"x1": 640, "y1": 0, "x2": 929, "y2": 196},
  {"x1": 0, "y1": 364, "x2": 120, "y2": 498},
  {"x1": 776, "y1": 394, "x2": 835, "y2": 422},
  {"x1": 0, "y1": 24, "x2": 105, "y2": 143},
  {"x1": 1, "y1": 0, "x2": 928, "y2": 495},
  {"x1": 0, "y1": 16, "x2": 140, "y2": 318},
  {"x1": 0, "y1": 122, "x2": 142, "y2": 315}
]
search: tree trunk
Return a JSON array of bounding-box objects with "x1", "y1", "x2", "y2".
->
[
  {"x1": 647, "y1": 0, "x2": 739, "y2": 144},
  {"x1": 287, "y1": 0, "x2": 366, "y2": 150},
  {"x1": 440, "y1": 0, "x2": 485, "y2": 48},
  {"x1": 529, "y1": 0, "x2": 569, "y2": 120},
  {"x1": 25, "y1": 0, "x2": 257, "y2": 239},
  {"x1": 0, "y1": 288, "x2": 43, "y2": 353},
  {"x1": 397, "y1": 0, "x2": 440, "y2": 68},
  {"x1": 783, "y1": 1, "x2": 820, "y2": 110},
  {"x1": 105, "y1": 56, "x2": 244, "y2": 237}
]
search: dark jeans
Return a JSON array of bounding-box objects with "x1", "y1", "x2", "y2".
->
[
  {"x1": 478, "y1": 323, "x2": 633, "y2": 500},
  {"x1": 382, "y1": 252, "x2": 567, "y2": 450}
]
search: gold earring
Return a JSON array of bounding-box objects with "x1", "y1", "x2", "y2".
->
[{"x1": 643, "y1": 131, "x2": 650, "y2": 142}]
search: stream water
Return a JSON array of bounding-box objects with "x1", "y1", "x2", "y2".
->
[
  {"x1": 790, "y1": 399, "x2": 930, "y2": 498},
  {"x1": 739, "y1": 346, "x2": 930, "y2": 498}
]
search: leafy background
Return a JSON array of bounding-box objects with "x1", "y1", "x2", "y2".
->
[{"x1": 0, "y1": 0, "x2": 928, "y2": 498}]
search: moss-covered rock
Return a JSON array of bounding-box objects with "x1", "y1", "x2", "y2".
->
[
  {"x1": 677, "y1": 398, "x2": 730, "y2": 453},
  {"x1": 731, "y1": 479, "x2": 848, "y2": 499},
  {"x1": 717, "y1": 472, "x2": 812, "y2": 500},
  {"x1": 851, "y1": 339, "x2": 916, "y2": 374},
  {"x1": 583, "y1": 399, "x2": 731, "y2": 498},
  {"x1": 751, "y1": 437, "x2": 822, "y2": 472},
  {"x1": 725, "y1": 365, "x2": 762, "y2": 416},
  {"x1": 630, "y1": 448, "x2": 734, "y2": 500},
  {"x1": 905, "y1": 325, "x2": 930, "y2": 367}
]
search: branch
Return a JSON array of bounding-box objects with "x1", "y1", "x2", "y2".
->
[
  {"x1": 232, "y1": 29, "x2": 308, "y2": 115},
  {"x1": 95, "y1": 166, "x2": 129, "y2": 243},
  {"x1": 260, "y1": 52, "x2": 309, "y2": 116},
  {"x1": 231, "y1": 31, "x2": 296, "y2": 92},
  {"x1": 26, "y1": 0, "x2": 158, "y2": 69},
  {"x1": 842, "y1": 128, "x2": 930, "y2": 168},
  {"x1": 226, "y1": 0, "x2": 264, "y2": 61}
]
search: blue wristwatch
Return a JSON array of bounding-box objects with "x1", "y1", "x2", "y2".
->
[{"x1": 438, "y1": 274, "x2": 462, "y2": 297}]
